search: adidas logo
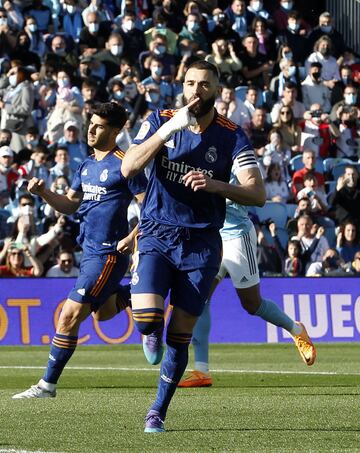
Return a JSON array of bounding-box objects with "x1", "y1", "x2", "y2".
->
[
  {"x1": 82, "y1": 169, "x2": 88, "y2": 176},
  {"x1": 49, "y1": 354, "x2": 55, "y2": 361},
  {"x1": 77, "y1": 288, "x2": 86, "y2": 296},
  {"x1": 241, "y1": 276, "x2": 248, "y2": 283},
  {"x1": 161, "y1": 374, "x2": 176, "y2": 384}
]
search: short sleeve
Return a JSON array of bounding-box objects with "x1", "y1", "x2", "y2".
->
[
  {"x1": 133, "y1": 111, "x2": 161, "y2": 146},
  {"x1": 71, "y1": 164, "x2": 83, "y2": 193},
  {"x1": 231, "y1": 128, "x2": 259, "y2": 173}
]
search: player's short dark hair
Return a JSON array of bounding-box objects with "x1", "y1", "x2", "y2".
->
[
  {"x1": 186, "y1": 60, "x2": 219, "y2": 80},
  {"x1": 91, "y1": 102, "x2": 128, "y2": 130}
]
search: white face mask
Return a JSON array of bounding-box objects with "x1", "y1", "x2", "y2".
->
[
  {"x1": 187, "y1": 21, "x2": 199, "y2": 32},
  {"x1": 9, "y1": 74, "x2": 17, "y2": 87},
  {"x1": 146, "y1": 91, "x2": 160, "y2": 104},
  {"x1": 28, "y1": 23, "x2": 37, "y2": 33},
  {"x1": 123, "y1": 20, "x2": 135, "y2": 31},
  {"x1": 281, "y1": 1, "x2": 293, "y2": 10},
  {"x1": 110, "y1": 45, "x2": 123, "y2": 56},
  {"x1": 0, "y1": 18, "x2": 7, "y2": 26},
  {"x1": 252, "y1": 1, "x2": 262, "y2": 12},
  {"x1": 58, "y1": 78, "x2": 70, "y2": 88},
  {"x1": 288, "y1": 65, "x2": 296, "y2": 77},
  {"x1": 88, "y1": 22, "x2": 99, "y2": 33},
  {"x1": 66, "y1": 4, "x2": 76, "y2": 14},
  {"x1": 152, "y1": 67, "x2": 162, "y2": 77}
]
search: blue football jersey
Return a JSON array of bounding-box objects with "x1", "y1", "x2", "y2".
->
[
  {"x1": 133, "y1": 109, "x2": 257, "y2": 229},
  {"x1": 71, "y1": 148, "x2": 147, "y2": 254}
]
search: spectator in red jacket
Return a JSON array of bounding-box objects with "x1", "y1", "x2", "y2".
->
[{"x1": 291, "y1": 149, "x2": 325, "y2": 196}]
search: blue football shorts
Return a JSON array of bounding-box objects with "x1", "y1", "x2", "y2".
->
[
  {"x1": 68, "y1": 252, "x2": 129, "y2": 311},
  {"x1": 130, "y1": 225, "x2": 221, "y2": 317}
]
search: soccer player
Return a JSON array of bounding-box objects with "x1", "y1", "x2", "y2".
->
[
  {"x1": 178, "y1": 200, "x2": 317, "y2": 388},
  {"x1": 12, "y1": 102, "x2": 147, "y2": 399},
  {"x1": 121, "y1": 60, "x2": 266, "y2": 433}
]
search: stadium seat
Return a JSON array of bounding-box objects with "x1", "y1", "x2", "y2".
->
[
  {"x1": 325, "y1": 181, "x2": 336, "y2": 194},
  {"x1": 298, "y1": 66, "x2": 307, "y2": 81},
  {"x1": 234, "y1": 86, "x2": 263, "y2": 107},
  {"x1": 290, "y1": 155, "x2": 324, "y2": 173},
  {"x1": 323, "y1": 157, "x2": 353, "y2": 174},
  {"x1": 255, "y1": 202, "x2": 288, "y2": 228},
  {"x1": 332, "y1": 163, "x2": 360, "y2": 180},
  {"x1": 262, "y1": 225, "x2": 288, "y2": 249}
]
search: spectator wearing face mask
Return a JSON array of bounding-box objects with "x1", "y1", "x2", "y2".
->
[
  {"x1": 334, "y1": 106, "x2": 359, "y2": 159},
  {"x1": 270, "y1": 58, "x2": 302, "y2": 102},
  {"x1": 23, "y1": 0, "x2": 53, "y2": 33},
  {"x1": 331, "y1": 65, "x2": 360, "y2": 106},
  {"x1": 24, "y1": 126, "x2": 44, "y2": 153},
  {"x1": 305, "y1": 36, "x2": 340, "y2": 90},
  {"x1": 117, "y1": 10, "x2": 146, "y2": 65},
  {"x1": 144, "y1": 11, "x2": 178, "y2": 55},
  {"x1": 0, "y1": 8, "x2": 17, "y2": 56},
  {"x1": 247, "y1": 0, "x2": 271, "y2": 23},
  {"x1": 79, "y1": 11, "x2": 111, "y2": 54},
  {"x1": 330, "y1": 84, "x2": 360, "y2": 122},
  {"x1": 273, "y1": 0, "x2": 310, "y2": 33},
  {"x1": 0, "y1": 146, "x2": 18, "y2": 202},
  {"x1": 23, "y1": 16, "x2": 46, "y2": 58},
  {"x1": 302, "y1": 62, "x2": 331, "y2": 113},
  {"x1": 0, "y1": 66, "x2": 35, "y2": 152},
  {"x1": 178, "y1": 12, "x2": 208, "y2": 53},
  {"x1": 62, "y1": 0, "x2": 83, "y2": 42},
  {"x1": 140, "y1": 33, "x2": 176, "y2": 80},
  {"x1": 95, "y1": 33, "x2": 125, "y2": 79},
  {"x1": 307, "y1": 12, "x2": 346, "y2": 60},
  {"x1": 139, "y1": 56, "x2": 172, "y2": 111},
  {"x1": 277, "y1": 11, "x2": 308, "y2": 65},
  {"x1": 329, "y1": 165, "x2": 360, "y2": 224}
]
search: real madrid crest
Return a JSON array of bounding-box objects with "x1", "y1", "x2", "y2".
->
[
  {"x1": 100, "y1": 169, "x2": 108, "y2": 182},
  {"x1": 205, "y1": 146, "x2": 218, "y2": 163}
]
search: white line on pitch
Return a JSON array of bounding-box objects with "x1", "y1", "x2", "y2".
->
[
  {"x1": 0, "y1": 449, "x2": 64, "y2": 453},
  {"x1": 0, "y1": 365, "x2": 358, "y2": 376}
]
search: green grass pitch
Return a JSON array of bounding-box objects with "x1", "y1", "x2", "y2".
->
[{"x1": 1, "y1": 343, "x2": 360, "y2": 453}]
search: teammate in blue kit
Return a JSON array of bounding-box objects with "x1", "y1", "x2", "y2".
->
[
  {"x1": 13, "y1": 102, "x2": 147, "y2": 399},
  {"x1": 178, "y1": 178, "x2": 317, "y2": 389},
  {"x1": 121, "y1": 60, "x2": 266, "y2": 433}
]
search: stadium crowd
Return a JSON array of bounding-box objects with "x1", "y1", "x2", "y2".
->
[{"x1": 0, "y1": 0, "x2": 360, "y2": 278}]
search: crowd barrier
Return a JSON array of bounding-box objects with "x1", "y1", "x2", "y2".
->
[{"x1": 0, "y1": 278, "x2": 359, "y2": 345}]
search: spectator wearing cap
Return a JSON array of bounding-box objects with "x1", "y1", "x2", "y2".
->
[
  {"x1": 291, "y1": 149, "x2": 325, "y2": 196},
  {"x1": 305, "y1": 36, "x2": 340, "y2": 90},
  {"x1": 0, "y1": 66, "x2": 34, "y2": 152},
  {"x1": 178, "y1": 12, "x2": 208, "y2": 53},
  {"x1": 144, "y1": 11, "x2": 178, "y2": 55},
  {"x1": 277, "y1": 11, "x2": 308, "y2": 65},
  {"x1": 79, "y1": 11, "x2": 112, "y2": 54},
  {"x1": 0, "y1": 7, "x2": 19, "y2": 56},
  {"x1": 46, "y1": 250, "x2": 79, "y2": 277},
  {"x1": 302, "y1": 62, "x2": 331, "y2": 112},
  {"x1": 0, "y1": 146, "x2": 18, "y2": 201},
  {"x1": 329, "y1": 165, "x2": 360, "y2": 225},
  {"x1": 139, "y1": 57, "x2": 172, "y2": 111},
  {"x1": 270, "y1": 81, "x2": 305, "y2": 123},
  {"x1": 116, "y1": 10, "x2": 146, "y2": 65},
  {"x1": 48, "y1": 146, "x2": 74, "y2": 185},
  {"x1": 57, "y1": 121, "x2": 88, "y2": 172},
  {"x1": 224, "y1": 0, "x2": 254, "y2": 39},
  {"x1": 95, "y1": 33, "x2": 126, "y2": 79},
  {"x1": 307, "y1": 12, "x2": 346, "y2": 60},
  {"x1": 23, "y1": 15, "x2": 46, "y2": 58},
  {"x1": 62, "y1": 0, "x2": 83, "y2": 42}
]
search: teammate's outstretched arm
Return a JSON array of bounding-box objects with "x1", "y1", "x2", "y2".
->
[
  {"x1": 28, "y1": 177, "x2": 83, "y2": 215},
  {"x1": 183, "y1": 167, "x2": 266, "y2": 207},
  {"x1": 121, "y1": 98, "x2": 199, "y2": 179}
]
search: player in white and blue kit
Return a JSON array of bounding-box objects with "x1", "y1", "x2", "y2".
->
[
  {"x1": 122, "y1": 60, "x2": 266, "y2": 432},
  {"x1": 178, "y1": 171, "x2": 317, "y2": 388},
  {"x1": 13, "y1": 103, "x2": 147, "y2": 399}
]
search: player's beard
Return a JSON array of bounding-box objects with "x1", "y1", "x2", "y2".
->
[{"x1": 183, "y1": 94, "x2": 216, "y2": 119}]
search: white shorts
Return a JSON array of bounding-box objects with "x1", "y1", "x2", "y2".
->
[{"x1": 217, "y1": 225, "x2": 260, "y2": 289}]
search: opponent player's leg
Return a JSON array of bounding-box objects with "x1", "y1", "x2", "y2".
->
[
  {"x1": 178, "y1": 273, "x2": 224, "y2": 388},
  {"x1": 131, "y1": 252, "x2": 172, "y2": 365},
  {"x1": 231, "y1": 228, "x2": 316, "y2": 366},
  {"x1": 12, "y1": 299, "x2": 91, "y2": 399}
]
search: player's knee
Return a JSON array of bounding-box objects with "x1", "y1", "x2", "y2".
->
[
  {"x1": 132, "y1": 307, "x2": 164, "y2": 335},
  {"x1": 240, "y1": 299, "x2": 259, "y2": 315}
]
